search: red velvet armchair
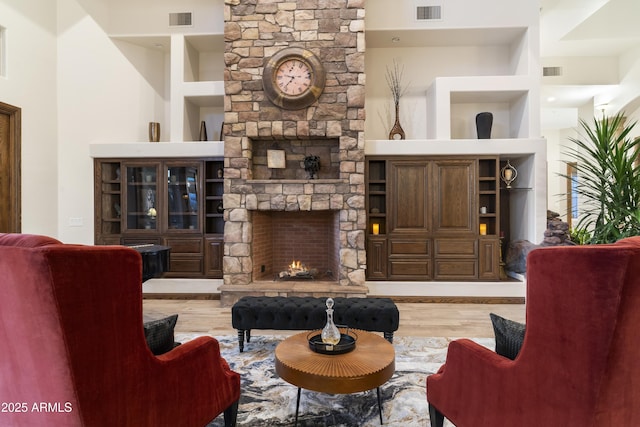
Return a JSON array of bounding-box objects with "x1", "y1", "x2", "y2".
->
[
  {"x1": 0, "y1": 233, "x2": 240, "y2": 427},
  {"x1": 427, "y1": 237, "x2": 640, "y2": 427}
]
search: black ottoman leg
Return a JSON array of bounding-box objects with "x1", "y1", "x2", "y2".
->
[
  {"x1": 237, "y1": 329, "x2": 245, "y2": 352},
  {"x1": 383, "y1": 332, "x2": 394, "y2": 343},
  {"x1": 246, "y1": 329, "x2": 251, "y2": 342}
]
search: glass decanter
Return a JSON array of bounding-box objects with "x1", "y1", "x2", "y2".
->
[{"x1": 321, "y1": 297, "x2": 341, "y2": 345}]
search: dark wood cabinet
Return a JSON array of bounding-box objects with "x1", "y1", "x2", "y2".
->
[
  {"x1": 366, "y1": 156, "x2": 500, "y2": 281},
  {"x1": 94, "y1": 157, "x2": 224, "y2": 278}
]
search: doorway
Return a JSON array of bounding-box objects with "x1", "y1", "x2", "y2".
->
[{"x1": 0, "y1": 101, "x2": 21, "y2": 232}]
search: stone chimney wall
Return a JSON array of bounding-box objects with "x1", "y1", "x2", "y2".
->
[{"x1": 222, "y1": 0, "x2": 366, "y2": 287}]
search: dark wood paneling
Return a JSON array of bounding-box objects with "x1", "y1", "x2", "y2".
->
[
  {"x1": 479, "y1": 238, "x2": 500, "y2": 279},
  {"x1": 167, "y1": 257, "x2": 204, "y2": 275},
  {"x1": 366, "y1": 238, "x2": 387, "y2": 279},
  {"x1": 432, "y1": 159, "x2": 475, "y2": 233},
  {"x1": 205, "y1": 237, "x2": 224, "y2": 278},
  {"x1": 434, "y1": 259, "x2": 478, "y2": 279},
  {"x1": 389, "y1": 161, "x2": 429, "y2": 233},
  {"x1": 165, "y1": 237, "x2": 203, "y2": 253},
  {"x1": 434, "y1": 239, "x2": 477, "y2": 257},
  {"x1": 389, "y1": 239, "x2": 430, "y2": 256},
  {"x1": 389, "y1": 260, "x2": 431, "y2": 278}
]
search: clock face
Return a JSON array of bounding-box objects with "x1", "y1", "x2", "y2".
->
[
  {"x1": 275, "y1": 59, "x2": 312, "y2": 96},
  {"x1": 263, "y1": 47, "x2": 326, "y2": 110}
]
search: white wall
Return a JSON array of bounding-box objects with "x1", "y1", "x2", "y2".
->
[
  {"x1": 56, "y1": 0, "x2": 167, "y2": 243},
  {"x1": 0, "y1": 0, "x2": 59, "y2": 236}
]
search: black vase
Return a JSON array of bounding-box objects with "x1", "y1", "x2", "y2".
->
[{"x1": 475, "y1": 112, "x2": 493, "y2": 139}]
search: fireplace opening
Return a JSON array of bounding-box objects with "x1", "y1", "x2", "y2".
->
[{"x1": 252, "y1": 211, "x2": 341, "y2": 282}]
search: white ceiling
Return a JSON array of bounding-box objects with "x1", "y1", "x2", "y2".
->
[{"x1": 540, "y1": 0, "x2": 640, "y2": 125}]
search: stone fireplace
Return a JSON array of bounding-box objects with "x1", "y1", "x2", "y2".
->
[{"x1": 219, "y1": 0, "x2": 367, "y2": 306}]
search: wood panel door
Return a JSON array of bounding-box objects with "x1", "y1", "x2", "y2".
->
[
  {"x1": 432, "y1": 159, "x2": 475, "y2": 234},
  {"x1": 389, "y1": 161, "x2": 429, "y2": 234},
  {"x1": 0, "y1": 102, "x2": 21, "y2": 232}
]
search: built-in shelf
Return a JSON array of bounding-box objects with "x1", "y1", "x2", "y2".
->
[{"x1": 109, "y1": 32, "x2": 225, "y2": 144}]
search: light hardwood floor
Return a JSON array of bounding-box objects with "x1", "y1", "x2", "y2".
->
[{"x1": 143, "y1": 299, "x2": 526, "y2": 338}]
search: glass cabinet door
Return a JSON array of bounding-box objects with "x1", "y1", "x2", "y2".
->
[
  {"x1": 125, "y1": 164, "x2": 159, "y2": 231},
  {"x1": 167, "y1": 164, "x2": 200, "y2": 231}
]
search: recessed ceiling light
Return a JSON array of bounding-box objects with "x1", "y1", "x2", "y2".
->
[
  {"x1": 391, "y1": 37, "x2": 401, "y2": 43},
  {"x1": 547, "y1": 96, "x2": 556, "y2": 103}
]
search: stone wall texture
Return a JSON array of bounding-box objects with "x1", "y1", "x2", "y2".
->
[{"x1": 223, "y1": 0, "x2": 366, "y2": 287}]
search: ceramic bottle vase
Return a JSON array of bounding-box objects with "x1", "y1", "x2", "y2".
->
[
  {"x1": 475, "y1": 112, "x2": 493, "y2": 139},
  {"x1": 199, "y1": 121, "x2": 208, "y2": 141},
  {"x1": 389, "y1": 103, "x2": 406, "y2": 140}
]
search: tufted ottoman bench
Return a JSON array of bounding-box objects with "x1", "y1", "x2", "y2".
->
[{"x1": 231, "y1": 296, "x2": 400, "y2": 352}]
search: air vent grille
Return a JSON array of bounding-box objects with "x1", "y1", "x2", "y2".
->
[
  {"x1": 169, "y1": 12, "x2": 192, "y2": 27},
  {"x1": 416, "y1": 5, "x2": 442, "y2": 20},
  {"x1": 543, "y1": 66, "x2": 563, "y2": 77}
]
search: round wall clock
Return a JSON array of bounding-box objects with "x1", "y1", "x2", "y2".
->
[{"x1": 263, "y1": 47, "x2": 326, "y2": 110}]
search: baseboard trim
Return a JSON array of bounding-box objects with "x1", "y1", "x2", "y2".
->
[
  {"x1": 143, "y1": 293, "x2": 220, "y2": 300},
  {"x1": 385, "y1": 296, "x2": 525, "y2": 304}
]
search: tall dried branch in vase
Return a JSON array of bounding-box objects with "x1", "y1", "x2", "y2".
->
[{"x1": 386, "y1": 60, "x2": 408, "y2": 140}]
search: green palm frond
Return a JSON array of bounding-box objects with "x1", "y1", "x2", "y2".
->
[{"x1": 558, "y1": 112, "x2": 640, "y2": 244}]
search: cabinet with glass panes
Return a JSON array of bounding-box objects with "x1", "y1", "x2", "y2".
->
[{"x1": 94, "y1": 157, "x2": 224, "y2": 278}]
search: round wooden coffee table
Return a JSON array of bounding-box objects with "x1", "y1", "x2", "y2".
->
[{"x1": 275, "y1": 329, "x2": 395, "y2": 425}]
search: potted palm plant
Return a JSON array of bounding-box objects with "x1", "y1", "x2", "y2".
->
[{"x1": 561, "y1": 112, "x2": 640, "y2": 244}]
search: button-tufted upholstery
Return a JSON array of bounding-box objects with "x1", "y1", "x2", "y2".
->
[{"x1": 231, "y1": 296, "x2": 399, "y2": 352}]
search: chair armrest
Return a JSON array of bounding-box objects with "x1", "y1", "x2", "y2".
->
[{"x1": 144, "y1": 336, "x2": 240, "y2": 426}]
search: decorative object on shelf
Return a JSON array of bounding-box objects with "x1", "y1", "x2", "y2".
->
[
  {"x1": 148, "y1": 122, "x2": 160, "y2": 142},
  {"x1": 303, "y1": 154, "x2": 320, "y2": 179},
  {"x1": 199, "y1": 121, "x2": 207, "y2": 141},
  {"x1": 479, "y1": 223, "x2": 487, "y2": 235},
  {"x1": 480, "y1": 206, "x2": 487, "y2": 214},
  {"x1": 267, "y1": 149, "x2": 286, "y2": 168},
  {"x1": 219, "y1": 122, "x2": 225, "y2": 141},
  {"x1": 500, "y1": 160, "x2": 518, "y2": 188},
  {"x1": 217, "y1": 201, "x2": 224, "y2": 213},
  {"x1": 372, "y1": 223, "x2": 380, "y2": 235},
  {"x1": 217, "y1": 168, "x2": 223, "y2": 178},
  {"x1": 321, "y1": 298, "x2": 341, "y2": 346},
  {"x1": 262, "y1": 47, "x2": 326, "y2": 110},
  {"x1": 475, "y1": 112, "x2": 493, "y2": 139},
  {"x1": 386, "y1": 59, "x2": 408, "y2": 140}
]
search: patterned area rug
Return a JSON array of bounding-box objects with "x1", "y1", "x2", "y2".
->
[{"x1": 175, "y1": 333, "x2": 494, "y2": 427}]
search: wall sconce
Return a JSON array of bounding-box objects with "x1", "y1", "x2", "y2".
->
[{"x1": 500, "y1": 160, "x2": 518, "y2": 188}]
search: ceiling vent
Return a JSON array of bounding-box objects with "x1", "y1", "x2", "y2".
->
[
  {"x1": 543, "y1": 66, "x2": 563, "y2": 77},
  {"x1": 169, "y1": 12, "x2": 193, "y2": 27},
  {"x1": 416, "y1": 5, "x2": 442, "y2": 21}
]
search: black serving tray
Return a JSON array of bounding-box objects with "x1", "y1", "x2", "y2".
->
[{"x1": 307, "y1": 330, "x2": 357, "y2": 355}]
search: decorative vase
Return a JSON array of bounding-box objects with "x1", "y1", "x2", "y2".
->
[
  {"x1": 199, "y1": 121, "x2": 208, "y2": 141},
  {"x1": 389, "y1": 103, "x2": 406, "y2": 140},
  {"x1": 149, "y1": 122, "x2": 160, "y2": 142},
  {"x1": 321, "y1": 298, "x2": 341, "y2": 345},
  {"x1": 217, "y1": 201, "x2": 224, "y2": 213},
  {"x1": 475, "y1": 112, "x2": 493, "y2": 139}
]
